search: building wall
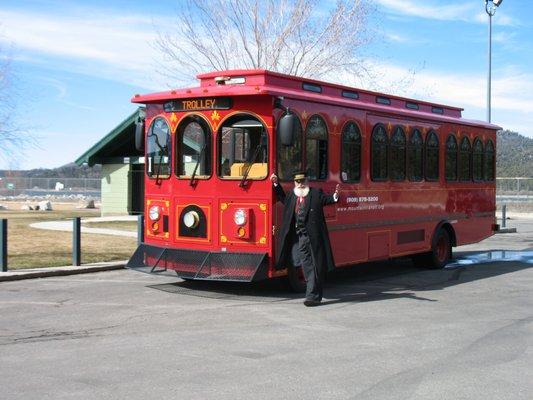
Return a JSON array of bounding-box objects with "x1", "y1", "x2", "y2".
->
[{"x1": 101, "y1": 163, "x2": 130, "y2": 216}]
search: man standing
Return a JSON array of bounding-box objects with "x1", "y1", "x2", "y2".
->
[{"x1": 271, "y1": 171, "x2": 340, "y2": 306}]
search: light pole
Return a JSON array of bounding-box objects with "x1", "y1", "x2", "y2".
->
[{"x1": 485, "y1": 0, "x2": 503, "y2": 123}]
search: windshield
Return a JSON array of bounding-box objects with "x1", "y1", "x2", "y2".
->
[
  {"x1": 218, "y1": 116, "x2": 268, "y2": 180},
  {"x1": 146, "y1": 117, "x2": 171, "y2": 179},
  {"x1": 176, "y1": 117, "x2": 211, "y2": 179}
]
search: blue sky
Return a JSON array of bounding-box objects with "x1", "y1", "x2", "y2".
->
[{"x1": 0, "y1": 0, "x2": 531, "y2": 170}]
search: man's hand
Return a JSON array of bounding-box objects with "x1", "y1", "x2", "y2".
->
[
  {"x1": 270, "y1": 173, "x2": 278, "y2": 185},
  {"x1": 334, "y1": 184, "x2": 340, "y2": 196}
]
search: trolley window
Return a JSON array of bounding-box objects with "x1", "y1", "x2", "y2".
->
[
  {"x1": 407, "y1": 129, "x2": 423, "y2": 182},
  {"x1": 445, "y1": 134, "x2": 458, "y2": 181},
  {"x1": 484, "y1": 139, "x2": 495, "y2": 181},
  {"x1": 176, "y1": 116, "x2": 211, "y2": 179},
  {"x1": 277, "y1": 114, "x2": 303, "y2": 181},
  {"x1": 340, "y1": 121, "x2": 361, "y2": 182},
  {"x1": 371, "y1": 124, "x2": 388, "y2": 181},
  {"x1": 305, "y1": 115, "x2": 328, "y2": 180},
  {"x1": 218, "y1": 115, "x2": 268, "y2": 181},
  {"x1": 390, "y1": 126, "x2": 406, "y2": 181},
  {"x1": 425, "y1": 130, "x2": 439, "y2": 181},
  {"x1": 146, "y1": 117, "x2": 171, "y2": 179},
  {"x1": 473, "y1": 138, "x2": 484, "y2": 182},
  {"x1": 459, "y1": 136, "x2": 472, "y2": 181}
]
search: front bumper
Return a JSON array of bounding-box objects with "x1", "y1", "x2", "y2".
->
[{"x1": 127, "y1": 244, "x2": 268, "y2": 282}]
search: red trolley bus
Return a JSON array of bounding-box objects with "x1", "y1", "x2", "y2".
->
[{"x1": 127, "y1": 69, "x2": 500, "y2": 290}]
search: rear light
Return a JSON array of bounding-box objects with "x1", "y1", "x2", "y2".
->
[
  {"x1": 234, "y1": 209, "x2": 247, "y2": 226},
  {"x1": 149, "y1": 206, "x2": 160, "y2": 221}
]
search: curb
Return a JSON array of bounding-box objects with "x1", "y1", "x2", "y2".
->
[{"x1": 0, "y1": 262, "x2": 126, "y2": 282}]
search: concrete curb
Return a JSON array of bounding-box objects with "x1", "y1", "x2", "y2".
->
[{"x1": 0, "y1": 261, "x2": 126, "y2": 282}]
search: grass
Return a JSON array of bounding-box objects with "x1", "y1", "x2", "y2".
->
[
  {"x1": 83, "y1": 220, "x2": 137, "y2": 231},
  {"x1": 0, "y1": 203, "x2": 137, "y2": 270}
]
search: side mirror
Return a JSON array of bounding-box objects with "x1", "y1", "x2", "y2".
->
[
  {"x1": 277, "y1": 112, "x2": 296, "y2": 146},
  {"x1": 135, "y1": 116, "x2": 145, "y2": 152}
]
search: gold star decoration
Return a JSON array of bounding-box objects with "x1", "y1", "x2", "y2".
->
[{"x1": 301, "y1": 110, "x2": 308, "y2": 121}]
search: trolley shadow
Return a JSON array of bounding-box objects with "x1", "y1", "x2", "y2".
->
[{"x1": 147, "y1": 250, "x2": 533, "y2": 304}]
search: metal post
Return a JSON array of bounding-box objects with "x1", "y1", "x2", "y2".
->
[
  {"x1": 73, "y1": 217, "x2": 81, "y2": 266},
  {"x1": 487, "y1": 11, "x2": 492, "y2": 123},
  {"x1": 1, "y1": 219, "x2": 7, "y2": 272},
  {"x1": 501, "y1": 204, "x2": 507, "y2": 228},
  {"x1": 138, "y1": 215, "x2": 144, "y2": 246}
]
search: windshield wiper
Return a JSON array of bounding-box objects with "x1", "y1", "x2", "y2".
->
[
  {"x1": 190, "y1": 143, "x2": 207, "y2": 187},
  {"x1": 239, "y1": 144, "x2": 262, "y2": 188}
]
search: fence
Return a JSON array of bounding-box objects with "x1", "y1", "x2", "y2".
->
[
  {"x1": 496, "y1": 177, "x2": 533, "y2": 203},
  {"x1": 0, "y1": 177, "x2": 100, "y2": 198}
]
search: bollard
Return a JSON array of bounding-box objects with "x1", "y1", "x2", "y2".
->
[
  {"x1": 1, "y1": 219, "x2": 7, "y2": 272},
  {"x1": 501, "y1": 204, "x2": 507, "y2": 228},
  {"x1": 137, "y1": 214, "x2": 144, "y2": 246},
  {"x1": 73, "y1": 217, "x2": 81, "y2": 266}
]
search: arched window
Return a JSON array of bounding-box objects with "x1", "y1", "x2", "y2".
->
[
  {"x1": 340, "y1": 121, "x2": 361, "y2": 182},
  {"x1": 425, "y1": 130, "x2": 439, "y2": 181},
  {"x1": 176, "y1": 116, "x2": 211, "y2": 178},
  {"x1": 407, "y1": 129, "x2": 423, "y2": 182},
  {"x1": 473, "y1": 138, "x2": 484, "y2": 181},
  {"x1": 459, "y1": 136, "x2": 472, "y2": 181},
  {"x1": 484, "y1": 139, "x2": 495, "y2": 181},
  {"x1": 305, "y1": 115, "x2": 328, "y2": 180},
  {"x1": 389, "y1": 126, "x2": 406, "y2": 181},
  {"x1": 146, "y1": 117, "x2": 171, "y2": 179},
  {"x1": 445, "y1": 135, "x2": 458, "y2": 181},
  {"x1": 277, "y1": 113, "x2": 303, "y2": 181},
  {"x1": 371, "y1": 124, "x2": 388, "y2": 181}
]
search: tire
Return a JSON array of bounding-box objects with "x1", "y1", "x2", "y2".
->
[
  {"x1": 413, "y1": 228, "x2": 452, "y2": 269},
  {"x1": 287, "y1": 265, "x2": 307, "y2": 293}
]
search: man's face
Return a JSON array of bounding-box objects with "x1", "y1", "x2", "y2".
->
[{"x1": 294, "y1": 178, "x2": 307, "y2": 189}]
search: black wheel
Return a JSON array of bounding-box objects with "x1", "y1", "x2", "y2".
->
[
  {"x1": 287, "y1": 265, "x2": 307, "y2": 293},
  {"x1": 412, "y1": 229, "x2": 451, "y2": 269}
]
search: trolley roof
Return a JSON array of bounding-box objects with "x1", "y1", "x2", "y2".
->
[{"x1": 132, "y1": 69, "x2": 501, "y2": 130}]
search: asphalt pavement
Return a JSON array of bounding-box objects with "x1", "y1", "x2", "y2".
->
[{"x1": 1, "y1": 217, "x2": 532, "y2": 399}]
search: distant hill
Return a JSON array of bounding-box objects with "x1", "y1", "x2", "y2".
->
[
  {"x1": 497, "y1": 130, "x2": 533, "y2": 177},
  {"x1": 0, "y1": 163, "x2": 101, "y2": 179}
]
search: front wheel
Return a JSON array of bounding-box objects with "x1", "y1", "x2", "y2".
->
[{"x1": 287, "y1": 265, "x2": 307, "y2": 293}]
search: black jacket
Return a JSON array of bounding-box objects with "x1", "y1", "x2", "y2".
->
[{"x1": 274, "y1": 184, "x2": 336, "y2": 272}]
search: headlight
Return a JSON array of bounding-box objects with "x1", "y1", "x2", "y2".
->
[
  {"x1": 234, "y1": 209, "x2": 247, "y2": 226},
  {"x1": 183, "y1": 210, "x2": 200, "y2": 228},
  {"x1": 149, "y1": 206, "x2": 160, "y2": 221}
]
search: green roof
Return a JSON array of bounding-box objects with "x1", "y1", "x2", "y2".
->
[{"x1": 75, "y1": 107, "x2": 145, "y2": 167}]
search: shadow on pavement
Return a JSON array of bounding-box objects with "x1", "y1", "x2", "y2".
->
[{"x1": 147, "y1": 252, "x2": 533, "y2": 304}]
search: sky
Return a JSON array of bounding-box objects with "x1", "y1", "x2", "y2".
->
[{"x1": 0, "y1": 0, "x2": 531, "y2": 170}]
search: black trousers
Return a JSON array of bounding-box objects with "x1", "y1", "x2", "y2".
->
[{"x1": 291, "y1": 231, "x2": 324, "y2": 301}]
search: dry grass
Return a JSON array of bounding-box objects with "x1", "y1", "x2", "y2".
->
[
  {"x1": 0, "y1": 202, "x2": 137, "y2": 270},
  {"x1": 83, "y1": 220, "x2": 137, "y2": 231}
]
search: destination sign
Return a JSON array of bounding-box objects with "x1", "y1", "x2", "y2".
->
[{"x1": 164, "y1": 97, "x2": 232, "y2": 112}]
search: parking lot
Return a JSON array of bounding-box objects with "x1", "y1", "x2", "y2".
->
[{"x1": 1, "y1": 220, "x2": 532, "y2": 400}]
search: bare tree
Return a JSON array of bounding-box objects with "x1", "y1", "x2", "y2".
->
[
  {"x1": 0, "y1": 43, "x2": 26, "y2": 160},
  {"x1": 156, "y1": 0, "x2": 377, "y2": 86}
]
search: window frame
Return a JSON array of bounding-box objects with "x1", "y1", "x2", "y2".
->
[
  {"x1": 175, "y1": 115, "x2": 212, "y2": 180},
  {"x1": 445, "y1": 134, "x2": 458, "y2": 182},
  {"x1": 389, "y1": 125, "x2": 406, "y2": 182},
  {"x1": 146, "y1": 116, "x2": 172, "y2": 180},
  {"x1": 304, "y1": 114, "x2": 329, "y2": 181},
  {"x1": 371, "y1": 123, "x2": 389, "y2": 182},
  {"x1": 484, "y1": 139, "x2": 495, "y2": 181},
  {"x1": 472, "y1": 137, "x2": 484, "y2": 182},
  {"x1": 340, "y1": 120, "x2": 362, "y2": 183},
  {"x1": 459, "y1": 136, "x2": 472, "y2": 182},
  {"x1": 407, "y1": 128, "x2": 424, "y2": 182},
  {"x1": 276, "y1": 112, "x2": 304, "y2": 182},
  {"x1": 425, "y1": 130, "x2": 439, "y2": 182}
]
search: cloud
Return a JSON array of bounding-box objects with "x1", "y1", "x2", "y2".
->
[
  {"x1": 0, "y1": 8, "x2": 173, "y2": 90},
  {"x1": 376, "y1": 0, "x2": 518, "y2": 26}
]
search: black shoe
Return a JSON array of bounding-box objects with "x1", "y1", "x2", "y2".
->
[{"x1": 304, "y1": 299, "x2": 321, "y2": 307}]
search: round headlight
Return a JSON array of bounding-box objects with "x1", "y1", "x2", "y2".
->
[
  {"x1": 149, "y1": 206, "x2": 160, "y2": 221},
  {"x1": 183, "y1": 211, "x2": 200, "y2": 228},
  {"x1": 234, "y1": 209, "x2": 246, "y2": 226}
]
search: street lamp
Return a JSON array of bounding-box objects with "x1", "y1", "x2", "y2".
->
[{"x1": 485, "y1": 0, "x2": 503, "y2": 123}]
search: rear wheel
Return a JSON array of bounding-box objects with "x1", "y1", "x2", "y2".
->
[
  {"x1": 412, "y1": 229, "x2": 452, "y2": 269},
  {"x1": 287, "y1": 265, "x2": 307, "y2": 293}
]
